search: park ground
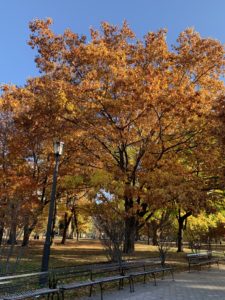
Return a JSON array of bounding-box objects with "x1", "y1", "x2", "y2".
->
[
  {"x1": 20, "y1": 238, "x2": 187, "y2": 272},
  {"x1": 5, "y1": 238, "x2": 224, "y2": 273},
  {"x1": 2, "y1": 238, "x2": 225, "y2": 299}
]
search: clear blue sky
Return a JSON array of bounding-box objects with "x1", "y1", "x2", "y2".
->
[{"x1": 1, "y1": 0, "x2": 225, "y2": 86}]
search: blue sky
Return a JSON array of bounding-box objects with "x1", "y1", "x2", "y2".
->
[{"x1": 1, "y1": 0, "x2": 225, "y2": 86}]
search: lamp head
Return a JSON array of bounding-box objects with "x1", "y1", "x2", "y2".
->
[{"x1": 53, "y1": 141, "x2": 64, "y2": 156}]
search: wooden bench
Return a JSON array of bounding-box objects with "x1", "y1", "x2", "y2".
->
[
  {"x1": 121, "y1": 259, "x2": 174, "y2": 292},
  {"x1": 187, "y1": 252, "x2": 220, "y2": 272},
  {"x1": 51, "y1": 263, "x2": 132, "y2": 300},
  {"x1": 0, "y1": 271, "x2": 59, "y2": 300},
  {"x1": 52, "y1": 258, "x2": 174, "y2": 299}
]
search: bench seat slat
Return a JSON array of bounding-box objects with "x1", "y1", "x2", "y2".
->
[
  {"x1": 59, "y1": 275, "x2": 130, "y2": 290},
  {"x1": 59, "y1": 281, "x2": 94, "y2": 290},
  {"x1": 92, "y1": 275, "x2": 130, "y2": 284}
]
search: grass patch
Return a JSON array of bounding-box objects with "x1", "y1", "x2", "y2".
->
[{"x1": 0, "y1": 238, "x2": 190, "y2": 273}]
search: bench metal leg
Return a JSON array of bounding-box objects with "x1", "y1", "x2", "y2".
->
[
  {"x1": 170, "y1": 269, "x2": 175, "y2": 281},
  {"x1": 51, "y1": 292, "x2": 60, "y2": 300},
  {"x1": 60, "y1": 290, "x2": 65, "y2": 300},
  {"x1": 152, "y1": 273, "x2": 157, "y2": 286},
  {"x1": 189, "y1": 263, "x2": 194, "y2": 272},
  {"x1": 144, "y1": 273, "x2": 146, "y2": 284},
  {"x1": 119, "y1": 277, "x2": 124, "y2": 290},
  {"x1": 128, "y1": 276, "x2": 134, "y2": 293},
  {"x1": 99, "y1": 282, "x2": 103, "y2": 300},
  {"x1": 89, "y1": 284, "x2": 93, "y2": 297},
  {"x1": 129, "y1": 276, "x2": 135, "y2": 293}
]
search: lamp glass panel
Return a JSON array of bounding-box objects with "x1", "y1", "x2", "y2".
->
[{"x1": 54, "y1": 141, "x2": 64, "y2": 155}]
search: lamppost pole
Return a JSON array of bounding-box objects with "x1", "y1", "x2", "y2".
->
[{"x1": 41, "y1": 141, "x2": 64, "y2": 272}]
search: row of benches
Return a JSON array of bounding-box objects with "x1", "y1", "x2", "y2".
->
[
  {"x1": 0, "y1": 251, "x2": 223, "y2": 299},
  {"x1": 0, "y1": 259, "x2": 174, "y2": 300}
]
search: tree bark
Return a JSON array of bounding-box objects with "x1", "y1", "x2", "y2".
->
[
  {"x1": 0, "y1": 223, "x2": 4, "y2": 246},
  {"x1": 61, "y1": 212, "x2": 72, "y2": 244},
  {"x1": 151, "y1": 220, "x2": 160, "y2": 245},
  {"x1": 7, "y1": 227, "x2": 17, "y2": 245},
  {"x1": 177, "y1": 218, "x2": 184, "y2": 252},
  {"x1": 177, "y1": 210, "x2": 192, "y2": 252},
  {"x1": 152, "y1": 228, "x2": 160, "y2": 245},
  {"x1": 22, "y1": 223, "x2": 33, "y2": 247},
  {"x1": 7, "y1": 204, "x2": 17, "y2": 245},
  {"x1": 147, "y1": 223, "x2": 151, "y2": 245},
  {"x1": 21, "y1": 215, "x2": 38, "y2": 247},
  {"x1": 123, "y1": 216, "x2": 136, "y2": 254}
]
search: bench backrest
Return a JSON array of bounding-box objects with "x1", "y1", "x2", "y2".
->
[
  {"x1": 50, "y1": 267, "x2": 91, "y2": 287},
  {"x1": 51, "y1": 258, "x2": 163, "y2": 284},
  {"x1": 187, "y1": 252, "x2": 210, "y2": 262},
  {"x1": 0, "y1": 272, "x2": 49, "y2": 297}
]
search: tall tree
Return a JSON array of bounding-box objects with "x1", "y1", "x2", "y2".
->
[{"x1": 25, "y1": 20, "x2": 225, "y2": 253}]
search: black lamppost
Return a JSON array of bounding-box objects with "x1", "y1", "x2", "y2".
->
[{"x1": 41, "y1": 141, "x2": 64, "y2": 272}]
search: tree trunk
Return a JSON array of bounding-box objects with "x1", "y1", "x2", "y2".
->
[
  {"x1": 22, "y1": 224, "x2": 32, "y2": 247},
  {"x1": 7, "y1": 204, "x2": 17, "y2": 245},
  {"x1": 177, "y1": 210, "x2": 192, "y2": 252},
  {"x1": 152, "y1": 228, "x2": 159, "y2": 246},
  {"x1": 68, "y1": 218, "x2": 75, "y2": 240},
  {"x1": 123, "y1": 216, "x2": 136, "y2": 254},
  {"x1": 151, "y1": 220, "x2": 160, "y2": 246},
  {"x1": 61, "y1": 212, "x2": 72, "y2": 245},
  {"x1": 7, "y1": 225, "x2": 17, "y2": 245},
  {"x1": 177, "y1": 218, "x2": 184, "y2": 252},
  {"x1": 61, "y1": 223, "x2": 69, "y2": 245},
  {"x1": 147, "y1": 223, "x2": 151, "y2": 245},
  {"x1": 21, "y1": 215, "x2": 36, "y2": 247},
  {"x1": 135, "y1": 226, "x2": 141, "y2": 241},
  {"x1": 0, "y1": 223, "x2": 4, "y2": 246}
]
